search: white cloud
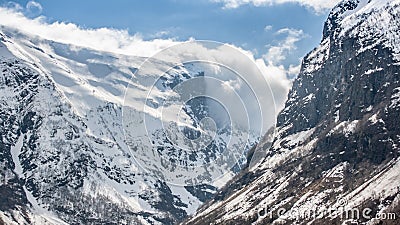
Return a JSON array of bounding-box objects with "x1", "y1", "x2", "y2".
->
[
  {"x1": 0, "y1": 6, "x2": 293, "y2": 118},
  {"x1": 264, "y1": 25, "x2": 273, "y2": 32},
  {"x1": 0, "y1": 7, "x2": 178, "y2": 57},
  {"x1": 263, "y1": 28, "x2": 306, "y2": 65},
  {"x1": 255, "y1": 59, "x2": 292, "y2": 112},
  {"x1": 213, "y1": 0, "x2": 341, "y2": 13},
  {"x1": 150, "y1": 30, "x2": 172, "y2": 39},
  {"x1": 288, "y1": 64, "x2": 301, "y2": 76},
  {"x1": 222, "y1": 79, "x2": 243, "y2": 92}
]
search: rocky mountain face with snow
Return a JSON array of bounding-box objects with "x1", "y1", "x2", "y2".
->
[
  {"x1": 185, "y1": 0, "x2": 400, "y2": 224},
  {"x1": 2, "y1": 0, "x2": 400, "y2": 224},
  {"x1": 0, "y1": 28, "x2": 256, "y2": 224}
]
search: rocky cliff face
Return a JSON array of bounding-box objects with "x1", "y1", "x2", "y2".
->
[{"x1": 185, "y1": 0, "x2": 400, "y2": 224}]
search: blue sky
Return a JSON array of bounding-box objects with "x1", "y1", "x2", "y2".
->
[{"x1": 1, "y1": 0, "x2": 334, "y2": 69}]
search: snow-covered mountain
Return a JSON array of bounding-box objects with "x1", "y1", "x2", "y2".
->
[
  {"x1": 184, "y1": 0, "x2": 400, "y2": 224},
  {"x1": 0, "y1": 26, "x2": 260, "y2": 224}
]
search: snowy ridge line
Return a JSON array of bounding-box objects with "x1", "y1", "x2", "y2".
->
[{"x1": 0, "y1": 31, "x2": 205, "y2": 224}]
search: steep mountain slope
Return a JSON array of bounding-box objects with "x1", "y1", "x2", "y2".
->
[
  {"x1": 0, "y1": 35, "x2": 183, "y2": 225},
  {"x1": 184, "y1": 0, "x2": 400, "y2": 224},
  {"x1": 0, "y1": 28, "x2": 257, "y2": 224}
]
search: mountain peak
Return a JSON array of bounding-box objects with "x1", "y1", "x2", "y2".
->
[{"x1": 323, "y1": 0, "x2": 398, "y2": 39}]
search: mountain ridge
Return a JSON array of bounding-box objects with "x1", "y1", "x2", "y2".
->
[
  {"x1": 1, "y1": 0, "x2": 400, "y2": 224},
  {"x1": 0, "y1": 27, "x2": 256, "y2": 224},
  {"x1": 184, "y1": 0, "x2": 400, "y2": 224}
]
